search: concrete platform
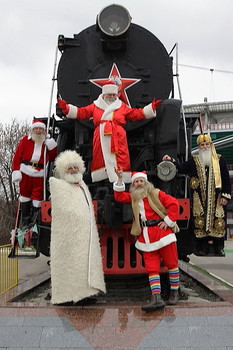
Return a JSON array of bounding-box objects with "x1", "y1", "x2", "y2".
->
[
  {"x1": 189, "y1": 238, "x2": 233, "y2": 287},
  {"x1": 0, "y1": 240, "x2": 233, "y2": 349},
  {"x1": 18, "y1": 253, "x2": 50, "y2": 284}
]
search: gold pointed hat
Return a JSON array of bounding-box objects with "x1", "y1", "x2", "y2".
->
[
  {"x1": 196, "y1": 134, "x2": 212, "y2": 144},
  {"x1": 197, "y1": 134, "x2": 221, "y2": 189}
]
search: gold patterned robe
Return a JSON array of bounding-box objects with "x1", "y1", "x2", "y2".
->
[{"x1": 177, "y1": 154, "x2": 231, "y2": 239}]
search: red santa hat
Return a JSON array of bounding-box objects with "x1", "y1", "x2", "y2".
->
[
  {"x1": 102, "y1": 81, "x2": 118, "y2": 95},
  {"x1": 131, "y1": 171, "x2": 148, "y2": 183},
  {"x1": 31, "y1": 119, "x2": 46, "y2": 130}
]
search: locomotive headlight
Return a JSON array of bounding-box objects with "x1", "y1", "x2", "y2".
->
[
  {"x1": 157, "y1": 161, "x2": 177, "y2": 182},
  {"x1": 97, "y1": 4, "x2": 131, "y2": 37}
]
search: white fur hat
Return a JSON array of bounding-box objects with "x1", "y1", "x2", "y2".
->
[
  {"x1": 55, "y1": 150, "x2": 85, "y2": 178},
  {"x1": 102, "y1": 82, "x2": 118, "y2": 95},
  {"x1": 131, "y1": 171, "x2": 148, "y2": 183}
]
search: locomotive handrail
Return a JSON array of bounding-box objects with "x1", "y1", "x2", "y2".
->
[
  {"x1": 173, "y1": 42, "x2": 189, "y2": 197},
  {"x1": 43, "y1": 44, "x2": 59, "y2": 201}
]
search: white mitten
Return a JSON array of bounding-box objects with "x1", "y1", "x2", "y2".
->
[
  {"x1": 12, "y1": 170, "x2": 22, "y2": 183},
  {"x1": 44, "y1": 138, "x2": 57, "y2": 150}
]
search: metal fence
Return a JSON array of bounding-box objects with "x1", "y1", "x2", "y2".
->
[{"x1": 0, "y1": 245, "x2": 18, "y2": 294}]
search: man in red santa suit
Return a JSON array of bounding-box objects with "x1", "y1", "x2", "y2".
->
[
  {"x1": 12, "y1": 120, "x2": 57, "y2": 230},
  {"x1": 113, "y1": 168, "x2": 180, "y2": 312},
  {"x1": 57, "y1": 81, "x2": 161, "y2": 183}
]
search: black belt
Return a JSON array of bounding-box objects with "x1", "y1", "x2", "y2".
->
[
  {"x1": 21, "y1": 160, "x2": 44, "y2": 169},
  {"x1": 140, "y1": 219, "x2": 163, "y2": 227}
]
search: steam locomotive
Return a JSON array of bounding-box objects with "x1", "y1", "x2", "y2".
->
[{"x1": 12, "y1": 4, "x2": 197, "y2": 270}]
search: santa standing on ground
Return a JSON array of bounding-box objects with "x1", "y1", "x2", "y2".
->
[
  {"x1": 113, "y1": 169, "x2": 180, "y2": 311},
  {"x1": 49, "y1": 150, "x2": 106, "y2": 305}
]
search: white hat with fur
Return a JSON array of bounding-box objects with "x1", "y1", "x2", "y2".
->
[
  {"x1": 54, "y1": 150, "x2": 85, "y2": 179},
  {"x1": 102, "y1": 81, "x2": 118, "y2": 95}
]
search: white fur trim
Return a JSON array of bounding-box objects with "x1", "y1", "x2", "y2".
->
[
  {"x1": 12, "y1": 170, "x2": 22, "y2": 183},
  {"x1": 135, "y1": 233, "x2": 177, "y2": 252},
  {"x1": 143, "y1": 103, "x2": 157, "y2": 119},
  {"x1": 67, "y1": 104, "x2": 78, "y2": 119},
  {"x1": 94, "y1": 95, "x2": 121, "y2": 111},
  {"x1": 102, "y1": 84, "x2": 118, "y2": 95},
  {"x1": 99, "y1": 123, "x2": 118, "y2": 182},
  {"x1": 164, "y1": 215, "x2": 176, "y2": 227},
  {"x1": 31, "y1": 141, "x2": 42, "y2": 163},
  {"x1": 91, "y1": 168, "x2": 108, "y2": 182},
  {"x1": 32, "y1": 200, "x2": 41, "y2": 208},
  {"x1": 32, "y1": 121, "x2": 46, "y2": 129},
  {"x1": 20, "y1": 163, "x2": 44, "y2": 177},
  {"x1": 131, "y1": 172, "x2": 147, "y2": 183},
  {"x1": 19, "y1": 196, "x2": 31, "y2": 202},
  {"x1": 122, "y1": 172, "x2": 132, "y2": 183},
  {"x1": 139, "y1": 200, "x2": 150, "y2": 245},
  {"x1": 44, "y1": 138, "x2": 57, "y2": 150},
  {"x1": 113, "y1": 182, "x2": 125, "y2": 192},
  {"x1": 91, "y1": 168, "x2": 131, "y2": 183}
]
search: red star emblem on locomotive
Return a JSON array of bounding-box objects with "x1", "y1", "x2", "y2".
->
[{"x1": 90, "y1": 63, "x2": 141, "y2": 107}]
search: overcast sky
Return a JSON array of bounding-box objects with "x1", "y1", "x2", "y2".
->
[{"x1": 1, "y1": 0, "x2": 233, "y2": 125}]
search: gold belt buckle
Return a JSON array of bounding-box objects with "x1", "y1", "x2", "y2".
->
[{"x1": 31, "y1": 162, "x2": 38, "y2": 168}]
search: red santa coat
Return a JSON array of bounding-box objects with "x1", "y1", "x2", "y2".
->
[
  {"x1": 114, "y1": 185, "x2": 179, "y2": 252},
  {"x1": 67, "y1": 96, "x2": 156, "y2": 183},
  {"x1": 12, "y1": 135, "x2": 57, "y2": 201},
  {"x1": 12, "y1": 135, "x2": 57, "y2": 176}
]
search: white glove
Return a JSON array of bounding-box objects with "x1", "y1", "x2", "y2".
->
[
  {"x1": 12, "y1": 170, "x2": 22, "y2": 183},
  {"x1": 44, "y1": 137, "x2": 57, "y2": 150}
]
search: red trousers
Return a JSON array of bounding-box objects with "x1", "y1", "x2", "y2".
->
[
  {"x1": 143, "y1": 242, "x2": 178, "y2": 274},
  {"x1": 19, "y1": 173, "x2": 44, "y2": 201}
]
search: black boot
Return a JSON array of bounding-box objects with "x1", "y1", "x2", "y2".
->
[
  {"x1": 194, "y1": 238, "x2": 208, "y2": 256},
  {"x1": 20, "y1": 202, "x2": 31, "y2": 231},
  {"x1": 213, "y1": 239, "x2": 225, "y2": 257},
  {"x1": 214, "y1": 247, "x2": 225, "y2": 257},
  {"x1": 167, "y1": 290, "x2": 179, "y2": 305},
  {"x1": 141, "y1": 294, "x2": 165, "y2": 312},
  {"x1": 29, "y1": 207, "x2": 40, "y2": 227}
]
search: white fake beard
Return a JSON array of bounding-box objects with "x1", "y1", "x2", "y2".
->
[
  {"x1": 199, "y1": 148, "x2": 212, "y2": 167},
  {"x1": 130, "y1": 182, "x2": 153, "y2": 201},
  {"x1": 31, "y1": 132, "x2": 46, "y2": 144},
  {"x1": 103, "y1": 96, "x2": 116, "y2": 105},
  {"x1": 63, "y1": 172, "x2": 83, "y2": 184}
]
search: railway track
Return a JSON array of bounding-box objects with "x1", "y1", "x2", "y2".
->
[{"x1": 11, "y1": 268, "x2": 223, "y2": 304}]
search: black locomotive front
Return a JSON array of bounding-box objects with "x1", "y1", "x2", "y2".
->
[{"x1": 38, "y1": 4, "x2": 193, "y2": 269}]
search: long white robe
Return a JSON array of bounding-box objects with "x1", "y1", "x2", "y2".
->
[{"x1": 49, "y1": 177, "x2": 106, "y2": 304}]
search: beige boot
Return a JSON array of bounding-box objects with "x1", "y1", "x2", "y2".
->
[
  {"x1": 141, "y1": 293, "x2": 165, "y2": 312},
  {"x1": 167, "y1": 290, "x2": 178, "y2": 305}
]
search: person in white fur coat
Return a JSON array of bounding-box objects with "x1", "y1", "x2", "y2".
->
[{"x1": 49, "y1": 150, "x2": 106, "y2": 305}]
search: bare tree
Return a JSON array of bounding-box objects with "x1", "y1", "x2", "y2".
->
[{"x1": 0, "y1": 119, "x2": 30, "y2": 244}]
